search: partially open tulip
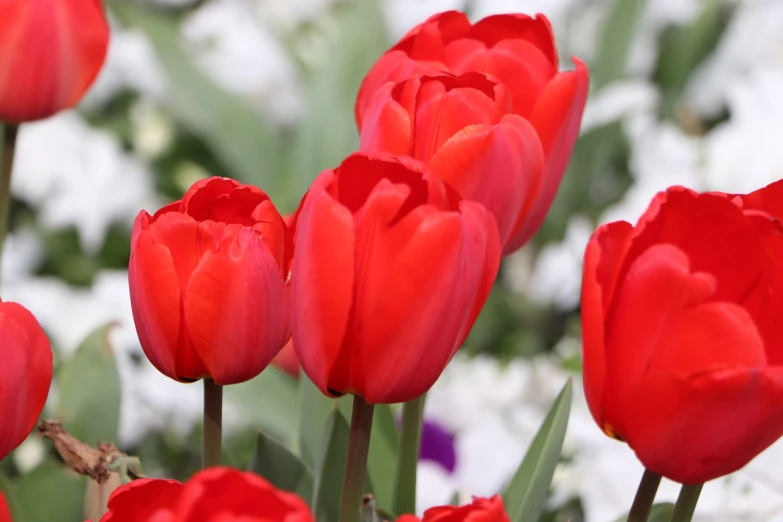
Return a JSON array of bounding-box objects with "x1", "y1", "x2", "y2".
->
[
  {"x1": 129, "y1": 177, "x2": 293, "y2": 385},
  {"x1": 100, "y1": 467, "x2": 313, "y2": 522},
  {"x1": 360, "y1": 73, "x2": 544, "y2": 252},
  {"x1": 397, "y1": 496, "x2": 509, "y2": 522},
  {"x1": 355, "y1": 11, "x2": 588, "y2": 251},
  {"x1": 0, "y1": 0, "x2": 110, "y2": 123},
  {"x1": 291, "y1": 153, "x2": 500, "y2": 404},
  {"x1": 0, "y1": 490, "x2": 11, "y2": 522},
  {"x1": 582, "y1": 185, "x2": 783, "y2": 484},
  {"x1": 0, "y1": 300, "x2": 52, "y2": 462}
]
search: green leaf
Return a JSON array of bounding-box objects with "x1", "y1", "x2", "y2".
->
[
  {"x1": 249, "y1": 430, "x2": 314, "y2": 502},
  {"x1": 297, "y1": 374, "x2": 351, "y2": 469},
  {"x1": 56, "y1": 324, "x2": 121, "y2": 445},
  {"x1": 502, "y1": 380, "x2": 573, "y2": 522},
  {"x1": 312, "y1": 407, "x2": 351, "y2": 522},
  {"x1": 226, "y1": 367, "x2": 299, "y2": 444},
  {"x1": 591, "y1": 0, "x2": 646, "y2": 89},
  {"x1": 109, "y1": 2, "x2": 282, "y2": 193},
  {"x1": 9, "y1": 461, "x2": 86, "y2": 522},
  {"x1": 286, "y1": 0, "x2": 389, "y2": 200},
  {"x1": 614, "y1": 502, "x2": 675, "y2": 522},
  {"x1": 366, "y1": 404, "x2": 399, "y2": 512}
]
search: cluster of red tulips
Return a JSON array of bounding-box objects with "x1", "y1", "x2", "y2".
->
[{"x1": 2, "y1": 1, "x2": 783, "y2": 522}]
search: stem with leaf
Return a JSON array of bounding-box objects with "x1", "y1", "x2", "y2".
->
[
  {"x1": 627, "y1": 469, "x2": 662, "y2": 522},
  {"x1": 202, "y1": 378, "x2": 223, "y2": 468},
  {"x1": 393, "y1": 393, "x2": 425, "y2": 516},
  {"x1": 338, "y1": 395, "x2": 375, "y2": 522}
]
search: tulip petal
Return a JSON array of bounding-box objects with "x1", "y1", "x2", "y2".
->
[
  {"x1": 102, "y1": 479, "x2": 181, "y2": 522},
  {"x1": 467, "y1": 14, "x2": 557, "y2": 67},
  {"x1": 509, "y1": 58, "x2": 589, "y2": 250},
  {"x1": 0, "y1": 302, "x2": 52, "y2": 461},
  {"x1": 129, "y1": 216, "x2": 186, "y2": 381},
  {"x1": 429, "y1": 115, "x2": 544, "y2": 249},
  {"x1": 291, "y1": 181, "x2": 356, "y2": 395},
  {"x1": 359, "y1": 84, "x2": 413, "y2": 157},
  {"x1": 624, "y1": 367, "x2": 783, "y2": 484},
  {"x1": 184, "y1": 228, "x2": 289, "y2": 385},
  {"x1": 580, "y1": 221, "x2": 634, "y2": 428},
  {"x1": 604, "y1": 244, "x2": 768, "y2": 437}
]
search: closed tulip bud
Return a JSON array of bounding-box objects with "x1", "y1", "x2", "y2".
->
[
  {"x1": 0, "y1": 0, "x2": 110, "y2": 123},
  {"x1": 360, "y1": 73, "x2": 544, "y2": 253},
  {"x1": 129, "y1": 177, "x2": 293, "y2": 385},
  {"x1": 356, "y1": 11, "x2": 588, "y2": 253},
  {"x1": 397, "y1": 496, "x2": 509, "y2": 522},
  {"x1": 582, "y1": 184, "x2": 783, "y2": 484},
  {"x1": 0, "y1": 300, "x2": 53, "y2": 462},
  {"x1": 291, "y1": 153, "x2": 500, "y2": 404},
  {"x1": 99, "y1": 467, "x2": 313, "y2": 522}
]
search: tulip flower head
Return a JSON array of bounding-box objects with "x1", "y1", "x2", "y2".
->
[
  {"x1": 100, "y1": 467, "x2": 313, "y2": 522},
  {"x1": 0, "y1": 299, "x2": 52, "y2": 462},
  {"x1": 582, "y1": 185, "x2": 783, "y2": 484},
  {"x1": 397, "y1": 496, "x2": 510, "y2": 522},
  {"x1": 0, "y1": 490, "x2": 10, "y2": 522},
  {"x1": 355, "y1": 11, "x2": 589, "y2": 253},
  {"x1": 0, "y1": 0, "x2": 110, "y2": 123},
  {"x1": 129, "y1": 177, "x2": 293, "y2": 385},
  {"x1": 291, "y1": 153, "x2": 500, "y2": 404}
]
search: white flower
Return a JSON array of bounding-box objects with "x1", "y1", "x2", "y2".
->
[{"x1": 12, "y1": 113, "x2": 159, "y2": 254}]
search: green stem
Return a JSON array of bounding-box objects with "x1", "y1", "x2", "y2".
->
[
  {"x1": 202, "y1": 379, "x2": 223, "y2": 468},
  {"x1": 0, "y1": 124, "x2": 19, "y2": 275},
  {"x1": 627, "y1": 469, "x2": 662, "y2": 522},
  {"x1": 670, "y1": 483, "x2": 703, "y2": 522},
  {"x1": 338, "y1": 395, "x2": 375, "y2": 522},
  {"x1": 393, "y1": 394, "x2": 426, "y2": 516}
]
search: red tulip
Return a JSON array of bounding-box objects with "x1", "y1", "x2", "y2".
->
[
  {"x1": 360, "y1": 72, "x2": 544, "y2": 253},
  {"x1": 291, "y1": 153, "x2": 500, "y2": 404},
  {"x1": 356, "y1": 11, "x2": 588, "y2": 251},
  {"x1": 0, "y1": 300, "x2": 52, "y2": 462},
  {"x1": 0, "y1": 0, "x2": 110, "y2": 123},
  {"x1": 100, "y1": 467, "x2": 313, "y2": 522},
  {"x1": 581, "y1": 185, "x2": 783, "y2": 484},
  {"x1": 397, "y1": 496, "x2": 509, "y2": 522},
  {"x1": 129, "y1": 177, "x2": 293, "y2": 385},
  {"x1": 0, "y1": 490, "x2": 11, "y2": 522},
  {"x1": 272, "y1": 338, "x2": 300, "y2": 377}
]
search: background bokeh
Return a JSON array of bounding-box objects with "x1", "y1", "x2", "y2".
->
[{"x1": 2, "y1": 0, "x2": 783, "y2": 521}]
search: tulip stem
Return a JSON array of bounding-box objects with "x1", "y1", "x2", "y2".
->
[
  {"x1": 202, "y1": 379, "x2": 223, "y2": 468},
  {"x1": 339, "y1": 395, "x2": 375, "y2": 522},
  {"x1": 670, "y1": 483, "x2": 703, "y2": 522},
  {"x1": 393, "y1": 394, "x2": 426, "y2": 516},
  {"x1": 627, "y1": 469, "x2": 662, "y2": 522},
  {"x1": 0, "y1": 124, "x2": 19, "y2": 276}
]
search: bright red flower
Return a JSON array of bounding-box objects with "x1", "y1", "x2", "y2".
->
[
  {"x1": 360, "y1": 72, "x2": 544, "y2": 253},
  {"x1": 355, "y1": 11, "x2": 588, "y2": 251},
  {"x1": 291, "y1": 153, "x2": 500, "y2": 404},
  {"x1": 272, "y1": 338, "x2": 300, "y2": 377},
  {"x1": 0, "y1": 0, "x2": 110, "y2": 123},
  {"x1": 0, "y1": 300, "x2": 52, "y2": 462},
  {"x1": 397, "y1": 496, "x2": 509, "y2": 522},
  {"x1": 100, "y1": 467, "x2": 313, "y2": 522},
  {"x1": 581, "y1": 185, "x2": 783, "y2": 484},
  {"x1": 129, "y1": 177, "x2": 293, "y2": 385},
  {"x1": 0, "y1": 490, "x2": 11, "y2": 522}
]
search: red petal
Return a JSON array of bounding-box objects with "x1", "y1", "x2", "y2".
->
[
  {"x1": 466, "y1": 14, "x2": 557, "y2": 67},
  {"x1": 624, "y1": 367, "x2": 783, "y2": 484},
  {"x1": 290, "y1": 174, "x2": 356, "y2": 395},
  {"x1": 580, "y1": 221, "x2": 634, "y2": 428},
  {"x1": 0, "y1": 0, "x2": 109, "y2": 122},
  {"x1": 510, "y1": 59, "x2": 589, "y2": 249},
  {"x1": 429, "y1": 115, "x2": 544, "y2": 249},
  {"x1": 603, "y1": 244, "x2": 767, "y2": 436},
  {"x1": 0, "y1": 492, "x2": 10, "y2": 522},
  {"x1": 358, "y1": 83, "x2": 413, "y2": 157},
  {"x1": 101, "y1": 478, "x2": 181, "y2": 522},
  {"x1": 184, "y1": 228, "x2": 290, "y2": 385},
  {"x1": 0, "y1": 302, "x2": 52, "y2": 461}
]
